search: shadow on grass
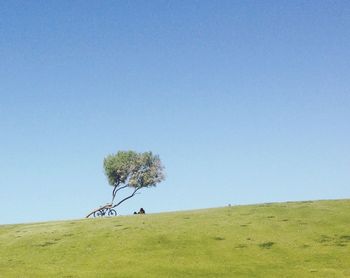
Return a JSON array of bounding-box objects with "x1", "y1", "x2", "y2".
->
[
  {"x1": 33, "y1": 241, "x2": 57, "y2": 247},
  {"x1": 235, "y1": 244, "x2": 248, "y2": 248},
  {"x1": 258, "y1": 241, "x2": 275, "y2": 249},
  {"x1": 316, "y1": 234, "x2": 350, "y2": 247}
]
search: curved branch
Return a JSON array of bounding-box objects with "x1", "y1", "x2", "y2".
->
[
  {"x1": 113, "y1": 186, "x2": 142, "y2": 208},
  {"x1": 111, "y1": 184, "x2": 129, "y2": 203}
]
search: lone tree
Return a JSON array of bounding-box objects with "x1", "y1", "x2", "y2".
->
[{"x1": 86, "y1": 150, "x2": 165, "y2": 218}]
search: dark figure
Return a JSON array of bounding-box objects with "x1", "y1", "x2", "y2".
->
[
  {"x1": 139, "y1": 208, "x2": 145, "y2": 214},
  {"x1": 133, "y1": 211, "x2": 137, "y2": 215}
]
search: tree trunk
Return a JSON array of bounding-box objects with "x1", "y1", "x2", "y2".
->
[
  {"x1": 85, "y1": 203, "x2": 113, "y2": 218},
  {"x1": 86, "y1": 186, "x2": 140, "y2": 218},
  {"x1": 111, "y1": 184, "x2": 129, "y2": 203}
]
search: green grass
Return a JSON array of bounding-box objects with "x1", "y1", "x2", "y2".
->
[{"x1": 1, "y1": 199, "x2": 350, "y2": 277}]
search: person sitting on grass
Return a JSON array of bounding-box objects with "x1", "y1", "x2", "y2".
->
[{"x1": 138, "y1": 208, "x2": 145, "y2": 214}]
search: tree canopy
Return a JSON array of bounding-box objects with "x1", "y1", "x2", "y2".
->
[{"x1": 104, "y1": 150, "x2": 165, "y2": 205}]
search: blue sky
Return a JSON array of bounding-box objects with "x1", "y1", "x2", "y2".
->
[{"x1": 0, "y1": 1, "x2": 349, "y2": 224}]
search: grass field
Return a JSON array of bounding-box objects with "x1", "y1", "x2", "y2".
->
[{"x1": 1, "y1": 199, "x2": 350, "y2": 277}]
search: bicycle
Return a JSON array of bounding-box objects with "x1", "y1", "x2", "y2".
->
[{"x1": 93, "y1": 204, "x2": 117, "y2": 217}]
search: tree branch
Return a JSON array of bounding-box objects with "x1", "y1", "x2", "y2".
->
[
  {"x1": 111, "y1": 184, "x2": 129, "y2": 203},
  {"x1": 113, "y1": 186, "x2": 142, "y2": 208}
]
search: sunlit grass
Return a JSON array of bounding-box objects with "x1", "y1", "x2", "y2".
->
[{"x1": 1, "y1": 199, "x2": 350, "y2": 277}]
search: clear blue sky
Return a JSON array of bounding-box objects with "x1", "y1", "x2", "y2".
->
[{"x1": 1, "y1": 1, "x2": 349, "y2": 224}]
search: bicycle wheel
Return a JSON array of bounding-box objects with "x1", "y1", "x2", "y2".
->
[
  {"x1": 108, "y1": 209, "x2": 117, "y2": 217},
  {"x1": 94, "y1": 210, "x2": 103, "y2": 217}
]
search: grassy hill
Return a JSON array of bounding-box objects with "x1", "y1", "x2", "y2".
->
[{"x1": 1, "y1": 199, "x2": 350, "y2": 277}]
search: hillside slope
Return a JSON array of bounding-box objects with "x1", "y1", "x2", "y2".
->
[{"x1": 1, "y1": 199, "x2": 350, "y2": 277}]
